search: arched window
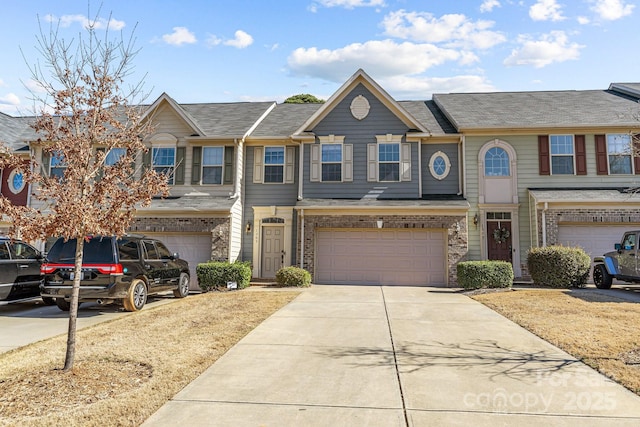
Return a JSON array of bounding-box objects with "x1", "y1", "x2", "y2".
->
[{"x1": 484, "y1": 147, "x2": 510, "y2": 176}]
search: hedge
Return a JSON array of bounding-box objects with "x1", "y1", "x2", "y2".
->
[
  {"x1": 196, "y1": 261, "x2": 252, "y2": 291},
  {"x1": 457, "y1": 260, "x2": 513, "y2": 290},
  {"x1": 527, "y1": 245, "x2": 590, "y2": 288},
  {"x1": 275, "y1": 266, "x2": 312, "y2": 287}
]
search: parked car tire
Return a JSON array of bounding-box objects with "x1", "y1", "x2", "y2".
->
[
  {"x1": 173, "y1": 273, "x2": 190, "y2": 298},
  {"x1": 41, "y1": 297, "x2": 55, "y2": 305},
  {"x1": 593, "y1": 264, "x2": 613, "y2": 289},
  {"x1": 123, "y1": 279, "x2": 147, "y2": 312},
  {"x1": 55, "y1": 298, "x2": 71, "y2": 311}
]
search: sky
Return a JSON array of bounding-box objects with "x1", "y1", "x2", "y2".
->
[{"x1": 0, "y1": 0, "x2": 638, "y2": 115}]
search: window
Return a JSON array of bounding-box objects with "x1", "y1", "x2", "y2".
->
[
  {"x1": 202, "y1": 147, "x2": 224, "y2": 184},
  {"x1": 0, "y1": 243, "x2": 10, "y2": 260},
  {"x1": 143, "y1": 241, "x2": 159, "y2": 260},
  {"x1": 429, "y1": 151, "x2": 451, "y2": 180},
  {"x1": 156, "y1": 242, "x2": 173, "y2": 259},
  {"x1": 321, "y1": 144, "x2": 342, "y2": 182},
  {"x1": 105, "y1": 148, "x2": 126, "y2": 166},
  {"x1": 607, "y1": 134, "x2": 633, "y2": 174},
  {"x1": 484, "y1": 147, "x2": 510, "y2": 176},
  {"x1": 378, "y1": 143, "x2": 400, "y2": 182},
  {"x1": 8, "y1": 169, "x2": 25, "y2": 194},
  {"x1": 264, "y1": 147, "x2": 284, "y2": 183},
  {"x1": 50, "y1": 151, "x2": 66, "y2": 179},
  {"x1": 118, "y1": 239, "x2": 139, "y2": 261},
  {"x1": 10, "y1": 242, "x2": 39, "y2": 259},
  {"x1": 550, "y1": 135, "x2": 574, "y2": 175},
  {"x1": 152, "y1": 147, "x2": 176, "y2": 184}
]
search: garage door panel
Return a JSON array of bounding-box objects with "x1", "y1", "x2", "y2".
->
[{"x1": 315, "y1": 229, "x2": 446, "y2": 286}]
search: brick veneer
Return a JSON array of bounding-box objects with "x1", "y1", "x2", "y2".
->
[
  {"x1": 300, "y1": 214, "x2": 468, "y2": 286},
  {"x1": 130, "y1": 217, "x2": 230, "y2": 261}
]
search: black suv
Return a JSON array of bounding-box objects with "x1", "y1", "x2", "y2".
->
[
  {"x1": 0, "y1": 237, "x2": 51, "y2": 304},
  {"x1": 40, "y1": 234, "x2": 190, "y2": 311}
]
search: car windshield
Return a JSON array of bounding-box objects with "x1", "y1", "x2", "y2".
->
[{"x1": 46, "y1": 237, "x2": 116, "y2": 264}]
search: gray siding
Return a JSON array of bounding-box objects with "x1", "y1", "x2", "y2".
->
[
  {"x1": 421, "y1": 143, "x2": 460, "y2": 195},
  {"x1": 304, "y1": 84, "x2": 420, "y2": 200}
]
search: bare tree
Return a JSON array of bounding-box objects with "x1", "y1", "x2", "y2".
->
[{"x1": 0, "y1": 14, "x2": 168, "y2": 371}]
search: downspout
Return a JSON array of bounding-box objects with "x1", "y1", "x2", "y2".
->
[
  {"x1": 229, "y1": 138, "x2": 242, "y2": 199},
  {"x1": 418, "y1": 139, "x2": 422, "y2": 196},
  {"x1": 459, "y1": 135, "x2": 465, "y2": 196},
  {"x1": 299, "y1": 209, "x2": 304, "y2": 269},
  {"x1": 542, "y1": 202, "x2": 548, "y2": 247},
  {"x1": 298, "y1": 141, "x2": 304, "y2": 200}
]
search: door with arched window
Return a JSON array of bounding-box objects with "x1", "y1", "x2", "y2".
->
[{"x1": 478, "y1": 140, "x2": 518, "y2": 205}]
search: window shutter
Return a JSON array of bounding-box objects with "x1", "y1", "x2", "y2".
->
[
  {"x1": 95, "y1": 147, "x2": 106, "y2": 180},
  {"x1": 42, "y1": 150, "x2": 51, "y2": 176},
  {"x1": 253, "y1": 147, "x2": 263, "y2": 183},
  {"x1": 633, "y1": 135, "x2": 640, "y2": 175},
  {"x1": 285, "y1": 146, "x2": 295, "y2": 184},
  {"x1": 142, "y1": 148, "x2": 151, "y2": 172},
  {"x1": 174, "y1": 147, "x2": 185, "y2": 185},
  {"x1": 401, "y1": 143, "x2": 411, "y2": 181},
  {"x1": 595, "y1": 134, "x2": 608, "y2": 175},
  {"x1": 538, "y1": 135, "x2": 550, "y2": 175},
  {"x1": 343, "y1": 144, "x2": 353, "y2": 182},
  {"x1": 367, "y1": 143, "x2": 377, "y2": 181},
  {"x1": 191, "y1": 146, "x2": 202, "y2": 184},
  {"x1": 575, "y1": 135, "x2": 587, "y2": 175},
  {"x1": 310, "y1": 144, "x2": 320, "y2": 182},
  {"x1": 224, "y1": 146, "x2": 234, "y2": 184}
]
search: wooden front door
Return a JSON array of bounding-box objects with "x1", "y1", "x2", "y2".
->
[
  {"x1": 261, "y1": 226, "x2": 284, "y2": 278},
  {"x1": 487, "y1": 220, "x2": 512, "y2": 262}
]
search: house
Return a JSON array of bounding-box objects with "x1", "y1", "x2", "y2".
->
[{"x1": 2, "y1": 70, "x2": 640, "y2": 287}]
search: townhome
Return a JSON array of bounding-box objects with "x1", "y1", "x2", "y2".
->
[{"x1": 2, "y1": 70, "x2": 640, "y2": 287}]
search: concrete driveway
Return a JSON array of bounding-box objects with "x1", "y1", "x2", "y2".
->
[
  {"x1": 143, "y1": 285, "x2": 640, "y2": 427},
  {"x1": 0, "y1": 295, "x2": 177, "y2": 353}
]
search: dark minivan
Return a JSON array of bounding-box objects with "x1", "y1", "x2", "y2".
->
[{"x1": 41, "y1": 234, "x2": 190, "y2": 311}]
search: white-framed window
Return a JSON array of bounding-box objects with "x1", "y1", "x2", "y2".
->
[
  {"x1": 202, "y1": 146, "x2": 224, "y2": 184},
  {"x1": 378, "y1": 143, "x2": 400, "y2": 182},
  {"x1": 321, "y1": 144, "x2": 342, "y2": 182},
  {"x1": 429, "y1": 151, "x2": 451, "y2": 180},
  {"x1": 105, "y1": 148, "x2": 126, "y2": 166},
  {"x1": 550, "y1": 135, "x2": 574, "y2": 175},
  {"x1": 264, "y1": 146, "x2": 284, "y2": 183},
  {"x1": 484, "y1": 147, "x2": 510, "y2": 176},
  {"x1": 50, "y1": 151, "x2": 66, "y2": 179},
  {"x1": 152, "y1": 147, "x2": 176, "y2": 184},
  {"x1": 368, "y1": 135, "x2": 410, "y2": 182},
  {"x1": 607, "y1": 133, "x2": 633, "y2": 174},
  {"x1": 7, "y1": 169, "x2": 25, "y2": 194}
]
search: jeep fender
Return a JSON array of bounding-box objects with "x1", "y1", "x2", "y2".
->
[{"x1": 593, "y1": 256, "x2": 618, "y2": 276}]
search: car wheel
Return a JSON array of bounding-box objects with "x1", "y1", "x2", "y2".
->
[
  {"x1": 123, "y1": 279, "x2": 147, "y2": 312},
  {"x1": 55, "y1": 298, "x2": 71, "y2": 311},
  {"x1": 42, "y1": 296, "x2": 55, "y2": 305},
  {"x1": 593, "y1": 264, "x2": 613, "y2": 289},
  {"x1": 173, "y1": 273, "x2": 190, "y2": 298}
]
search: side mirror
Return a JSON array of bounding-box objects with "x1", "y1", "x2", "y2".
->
[{"x1": 615, "y1": 243, "x2": 622, "y2": 250}]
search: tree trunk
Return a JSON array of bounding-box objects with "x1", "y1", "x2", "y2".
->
[{"x1": 63, "y1": 238, "x2": 85, "y2": 372}]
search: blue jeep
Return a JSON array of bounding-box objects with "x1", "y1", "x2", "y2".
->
[{"x1": 593, "y1": 230, "x2": 640, "y2": 289}]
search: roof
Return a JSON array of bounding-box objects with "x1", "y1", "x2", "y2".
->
[
  {"x1": 251, "y1": 103, "x2": 322, "y2": 138},
  {"x1": 529, "y1": 188, "x2": 640, "y2": 204},
  {"x1": 398, "y1": 101, "x2": 458, "y2": 135},
  {"x1": 135, "y1": 196, "x2": 237, "y2": 214},
  {"x1": 0, "y1": 113, "x2": 36, "y2": 151},
  {"x1": 433, "y1": 89, "x2": 640, "y2": 131},
  {"x1": 181, "y1": 102, "x2": 276, "y2": 137},
  {"x1": 295, "y1": 198, "x2": 469, "y2": 210}
]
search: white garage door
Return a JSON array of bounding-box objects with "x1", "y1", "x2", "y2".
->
[
  {"x1": 145, "y1": 233, "x2": 212, "y2": 291},
  {"x1": 315, "y1": 229, "x2": 446, "y2": 286},
  {"x1": 557, "y1": 225, "x2": 633, "y2": 266}
]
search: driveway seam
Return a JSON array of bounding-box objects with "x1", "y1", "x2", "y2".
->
[{"x1": 381, "y1": 286, "x2": 409, "y2": 427}]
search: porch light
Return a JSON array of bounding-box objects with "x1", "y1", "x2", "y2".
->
[
  {"x1": 376, "y1": 219, "x2": 383, "y2": 229},
  {"x1": 473, "y1": 213, "x2": 479, "y2": 228},
  {"x1": 245, "y1": 221, "x2": 252, "y2": 234}
]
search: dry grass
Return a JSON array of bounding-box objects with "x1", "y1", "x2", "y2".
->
[
  {"x1": 472, "y1": 289, "x2": 640, "y2": 395},
  {"x1": 0, "y1": 289, "x2": 300, "y2": 427}
]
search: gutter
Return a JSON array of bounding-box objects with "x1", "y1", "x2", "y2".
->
[
  {"x1": 460, "y1": 135, "x2": 465, "y2": 196},
  {"x1": 299, "y1": 209, "x2": 304, "y2": 269},
  {"x1": 542, "y1": 202, "x2": 548, "y2": 247}
]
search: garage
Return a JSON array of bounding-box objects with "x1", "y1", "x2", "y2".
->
[
  {"x1": 145, "y1": 233, "x2": 213, "y2": 291},
  {"x1": 315, "y1": 229, "x2": 446, "y2": 286},
  {"x1": 557, "y1": 224, "x2": 634, "y2": 266}
]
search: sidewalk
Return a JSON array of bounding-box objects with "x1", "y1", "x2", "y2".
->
[{"x1": 143, "y1": 285, "x2": 640, "y2": 426}]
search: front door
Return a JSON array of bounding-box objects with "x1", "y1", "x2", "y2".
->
[
  {"x1": 262, "y1": 226, "x2": 284, "y2": 278},
  {"x1": 487, "y1": 220, "x2": 512, "y2": 262}
]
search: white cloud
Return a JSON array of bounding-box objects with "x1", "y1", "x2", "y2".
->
[
  {"x1": 287, "y1": 39, "x2": 469, "y2": 82},
  {"x1": 529, "y1": 0, "x2": 565, "y2": 21},
  {"x1": 313, "y1": 0, "x2": 385, "y2": 9},
  {"x1": 480, "y1": 0, "x2": 501, "y2": 13},
  {"x1": 590, "y1": 0, "x2": 634, "y2": 20},
  {"x1": 0, "y1": 93, "x2": 20, "y2": 106},
  {"x1": 0, "y1": 78, "x2": 5, "y2": 88},
  {"x1": 381, "y1": 10, "x2": 506, "y2": 49},
  {"x1": 44, "y1": 14, "x2": 125, "y2": 30},
  {"x1": 503, "y1": 31, "x2": 584, "y2": 68},
  {"x1": 162, "y1": 27, "x2": 197, "y2": 46},
  {"x1": 224, "y1": 30, "x2": 254, "y2": 49},
  {"x1": 382, "y1": 74, "x2": 496, "y2": 98},
  {"x1": 577, "y1": 16, "x2": 591, "y2": 24}
]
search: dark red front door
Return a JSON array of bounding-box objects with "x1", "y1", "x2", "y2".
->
[{"x1": 487, "y1": 220, "x2": 512, "y2": 262}]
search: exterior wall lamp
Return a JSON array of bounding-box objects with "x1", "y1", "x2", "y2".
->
[
  {"x1": 376, "y1": 219, "x2": 383, "y2": 229},
  {"x1": 245, "y1": 221, "x2": 252, "y2": 234},
  {"x1": 473, "y1": 213, "x2": 479, "y2": 228}
]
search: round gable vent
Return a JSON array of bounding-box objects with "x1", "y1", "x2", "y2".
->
[{"x1": 350, "y1": 95, "x2": 370, "y2": 120}]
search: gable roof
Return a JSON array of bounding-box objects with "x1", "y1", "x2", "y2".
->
[
  {"x1": 182, "y1": 101, "x2": 276, "y2": 138},
  {"x1": 293, "y1": 69, "x2": 429, "y2": 135},
  {"x1": 0, "y1": 113, "x2": 37, "y2": 151},
  {"x1": 433, "y1": 89, "x2": 640, "y2": 131},
  {"x1": 251, "y1": 103, "x2": 323, "y2": 139}
]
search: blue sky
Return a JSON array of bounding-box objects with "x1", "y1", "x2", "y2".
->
[{"x1": 0, "y1": 0, "x2": 637, "y2": 115}]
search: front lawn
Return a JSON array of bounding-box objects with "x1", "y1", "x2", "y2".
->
[{"x1": 472, "y1": 289, "x2": 640, "y2": 395}]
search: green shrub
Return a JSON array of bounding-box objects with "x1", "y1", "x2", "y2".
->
[
  {"x1": 196, "y1": 261, "x2": 252, "y2": 291},
  {"x1": 275, "y1": 266, "x2": 312, "y2": 287},
  {"x1": 457, "y1": 261, "x2": 514, "y2": 290},
  {"x1": 527, "y1": 246, "x2": 590, "y2": 288}
]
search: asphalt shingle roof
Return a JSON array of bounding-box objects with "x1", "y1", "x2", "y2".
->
[
  {"x1": 181, "y1": 102, "x2": 276, "y2": 137},
  {"x1": 251, "y1": 103, "x2": 322, "y2": 137}
]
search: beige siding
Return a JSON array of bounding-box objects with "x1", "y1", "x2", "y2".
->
[{"x1": 229, "y1": 198, "x2": 243, "y2": 262}]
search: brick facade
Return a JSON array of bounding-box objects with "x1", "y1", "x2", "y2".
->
[{"x1": 300, "y1": 214, "x2": 468, "y2": 286}]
